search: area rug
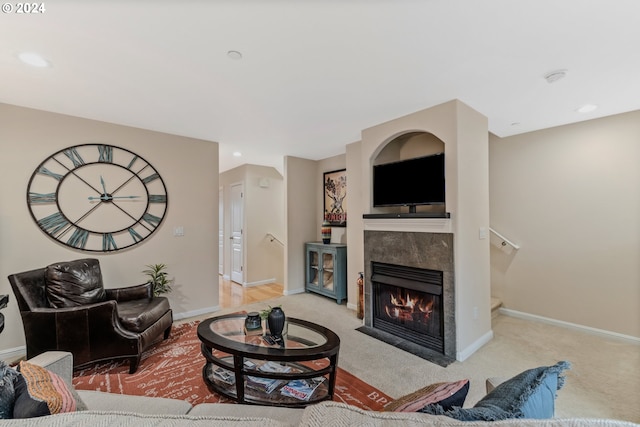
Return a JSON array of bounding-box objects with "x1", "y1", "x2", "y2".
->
[{"x1": 72, "y1": 320, "x2": 392, "y2": 411}]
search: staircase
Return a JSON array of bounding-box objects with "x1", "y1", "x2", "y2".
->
[{"x1": 491, "y1": 297, "x2": 503, "y2": 319}]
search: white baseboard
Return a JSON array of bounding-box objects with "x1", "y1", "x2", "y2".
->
[
  {"x1": 456, "y1": 329, "x2": 494, "y2": 362},
  {"x1": 173, "y1": 305, "x2": 220, "y2": 321},
  {"x1": 283, "y1": 288, "x2": 305, "y2": 296},
  {"x1": 0, "y1": 346, "x2": 26, "y2": 362},
  {"x1": 242, "y1": 278, "x2": 276, "y2": 288},
  {"x1": 346, "y1": 302, "x2": 357, "y2": 311},
  {"x1": 499, "y1": 308, "x2": 640, "y2": 345}
]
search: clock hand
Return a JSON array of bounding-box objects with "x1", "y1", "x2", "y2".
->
[
  {"x1": 100, "y1": 175, "x2": 108, "y2": 196},
  {"x1": 88, "y1": 195, "x2": 141, "y2": 201}
]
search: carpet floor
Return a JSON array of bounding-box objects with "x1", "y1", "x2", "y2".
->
[
  {"x1": 72, "y1": 320, "x2": 391, "y2": 411},
  {"x1": 197, "y1": 292, "x2": 640, "y2": 423}
]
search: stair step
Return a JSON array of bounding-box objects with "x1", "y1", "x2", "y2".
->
[{"x1": 491, "y1": 297, "x2": 502, "y2": 318}]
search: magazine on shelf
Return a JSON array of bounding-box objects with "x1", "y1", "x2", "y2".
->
[
  {"x1": 246, "y1": 376, "x2": 285, "y2": 394},
  {"x1": 280, "y1": 377, "x2": 325, "y2": 401},
  {"x1": 212, "y1": 367, "x2": 236, "y2": 385},
  {"x1": 247, "y1": 361, "x2": 292, "y2": 394},
  {"x1": 258, "y1": 361, "x2": 291, "y2": 373}
]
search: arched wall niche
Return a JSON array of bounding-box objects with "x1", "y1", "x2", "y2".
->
[
  {"x1": 369, "y1": 130, "x2": 446, "y2": 214},
  {"x1": 372, "y1": 131, "x2": 445, "y2": 165}
]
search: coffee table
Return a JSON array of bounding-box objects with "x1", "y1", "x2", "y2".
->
[{"x1": 197, "y1": 313, "x2": 340, "y2": 407}]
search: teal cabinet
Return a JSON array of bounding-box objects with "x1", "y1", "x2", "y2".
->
[{"x1": 305, "y1": 242, "x2": 347, "y2": 304}]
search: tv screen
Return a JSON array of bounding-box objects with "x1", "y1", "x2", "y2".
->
[{"x1": 373, "y1": 153, "x2": 445, "y2": 208}]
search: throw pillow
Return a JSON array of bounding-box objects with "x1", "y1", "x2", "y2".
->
[
  {"x1": 420, "y1": 361, "x2": 571, "y2": 421},
  {"x1": 383, "y1": 379, "x2": 469, "y2": 412},
  {"x1": 13, "y1": 360, "x2": 86, "y2": 418},
  {"x1": 0, "y1": 361, "x2": 19, "y2": 419}
]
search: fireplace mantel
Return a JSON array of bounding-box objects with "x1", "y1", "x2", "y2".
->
[{"x1": 363, "y1": 217, "x2": 452, "y2": 233}]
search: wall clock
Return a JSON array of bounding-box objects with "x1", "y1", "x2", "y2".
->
[{"x1": 27, "y1": 144, "x2": 168, "y2": 252}]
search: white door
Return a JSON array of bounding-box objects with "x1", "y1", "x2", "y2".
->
[
  {"x1": 218, "y1": 188, "x2": 224, "y2": 275},
  {"x1": 230, "y1": 183, "x2": 244, "y2": 284}
]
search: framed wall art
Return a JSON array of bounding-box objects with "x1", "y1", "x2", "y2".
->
[{"x1": 323, "y1": 168, "x2": 347, "y2": 227}]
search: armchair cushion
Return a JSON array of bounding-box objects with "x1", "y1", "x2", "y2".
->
[
  {"x1": 117, "y1": 297, "x2": 171, "y2": 333},
  {"x1": 45, "y1": 259, "x2": 106, "y2": 308}
]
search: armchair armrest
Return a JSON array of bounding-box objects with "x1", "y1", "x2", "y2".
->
[{"x1": 105, "y1": 283, "x2": 152, "y2": 301}]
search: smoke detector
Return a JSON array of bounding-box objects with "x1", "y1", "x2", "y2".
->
[{"x1": 544, "y1": 69, "x2": 567, "y2": 83}]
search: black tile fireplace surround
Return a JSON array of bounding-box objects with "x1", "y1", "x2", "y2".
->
[{"x1": 358, "y1": 230, "x2": 456, "y2": 367}]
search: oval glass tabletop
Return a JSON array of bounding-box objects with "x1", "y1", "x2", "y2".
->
[{"x1": 208, "y1": 315, "x2": 328, "y2": 349}]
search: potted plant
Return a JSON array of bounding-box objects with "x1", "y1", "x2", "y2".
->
[
  {"x1": 143, "y1": 263, "x2": 173, "y2": 296},
  {"x1": 259, "y1": 304, "x2": 280, "y2": 321}
]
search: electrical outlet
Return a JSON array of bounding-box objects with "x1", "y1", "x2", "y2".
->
[{"x1": 473, "y1": 306, "x2": 479, "y2": 319}]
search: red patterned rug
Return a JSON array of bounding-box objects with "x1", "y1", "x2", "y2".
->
[{"x1": 72, "y1": 320, "x2": 391, "y2": 411}]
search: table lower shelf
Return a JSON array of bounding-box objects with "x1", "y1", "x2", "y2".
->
[{"x1": 202, "y1": 359, "x2": 333, "y2": 407}]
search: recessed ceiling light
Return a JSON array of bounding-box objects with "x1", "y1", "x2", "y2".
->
[
  {"x1": 18, "y1": 52, "x2": 51, "y2": 68},
  {"x1": 227, "y1": 50, "x2": 243, "y2": 60},
  {"x1": 544, "y1": 69, "x2": 567, "y2": 84},
  {"x1": 232, "y1": 151, "x2": 242, "y2": 157},
  {"x1": 577, "y1": 104, "x2": 598, "y2": 113}
]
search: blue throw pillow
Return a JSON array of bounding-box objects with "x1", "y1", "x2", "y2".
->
[
  {"x1": 0, "y1": 361, "x2": 19, "y2": 419},
  {"x1": 420, "y1": 361, "x2": 570, "y2": 421}
]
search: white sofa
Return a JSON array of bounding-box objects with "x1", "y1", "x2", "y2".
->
[{"x1": 1, "y1": 352, "x2": 637, "y2": 427}]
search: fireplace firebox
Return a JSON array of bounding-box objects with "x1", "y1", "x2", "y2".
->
[{"x1": 372, "y1": 262, "x2": 444, "y2": 353}]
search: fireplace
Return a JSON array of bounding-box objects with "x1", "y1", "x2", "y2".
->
[
  {"x1": 372, "y1": 262, "x2": 444, "y2": 353},
  {"x1": 360, "y1": 229, "x2": 456, "y2": 366}
]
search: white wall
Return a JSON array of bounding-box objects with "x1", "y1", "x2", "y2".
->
[
  {"x1": 489, "y1": 110, "x2": 640, "y2": 338},
  {"x1": 0, "y1": 103, "x2": 219, "y2": 355}
]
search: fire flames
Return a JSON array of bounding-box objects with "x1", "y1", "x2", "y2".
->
[{"x1": 384, "y1": 291, "x2": 434, "y2": 323}]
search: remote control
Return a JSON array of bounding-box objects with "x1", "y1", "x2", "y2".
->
[{"x1": 263, "y1": 335, "x2": 276, "y2": 345}]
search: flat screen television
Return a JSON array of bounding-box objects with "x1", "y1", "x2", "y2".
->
[{"x1": 373, "y1": 153, "x2": 445, "y2": 213}]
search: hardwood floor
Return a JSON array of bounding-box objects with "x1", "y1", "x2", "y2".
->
[{"x1": 218, "y1": 276, "x2": 283, "y2": 308}]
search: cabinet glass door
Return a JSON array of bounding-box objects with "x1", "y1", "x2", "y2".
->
[
  {"x1": 309, "y1": 250, "x2": 320, "y2": 285},
  {"x1": 322, "y1": 253, "x2": 334, "y2": 290}
]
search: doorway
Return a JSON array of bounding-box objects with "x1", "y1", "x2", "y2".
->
[{"x1": 230, "y1": 182, "x2": 244, "y2": 284}]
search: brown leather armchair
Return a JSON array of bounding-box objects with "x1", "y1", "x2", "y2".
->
[{"x1": 8, "y1": 258, "x2": 173, "y2": 373}]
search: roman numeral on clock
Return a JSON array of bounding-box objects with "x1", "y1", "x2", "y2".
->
[
  {"x1": 37, "y1": 212, "x2": 69, "y2": 236},
  {"x1": 128, "y1": 227, "x2": 143, "y2": 242},
  {"x1": 68, "y1": 228, "x2": 89, "y2": 249},
  {"x1": 149, "y1": 195, "x2": 167, "y2": 203},
  {"x1": 28, "y1": 192, "x2": 57, "y2": 204},
  {"x1": 63, "y1": 147, "x2": 85, "y2": 168},
  {"x1": 142, "y1": 173, "x2": 160, "y2": 184},
  {"x1": 143, "y1": 213, "x2": 162, "y2": 228},
  {"x1": 102, "y1": 233, "x2": 117, "y2": 251},
  {"x1": 98, "y1": 145, "x2": 113, "y2": 163}
]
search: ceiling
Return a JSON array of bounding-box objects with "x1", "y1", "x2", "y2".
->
[{"x1": 2, "y1": 1, "x2": 639, "y2": 173}]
